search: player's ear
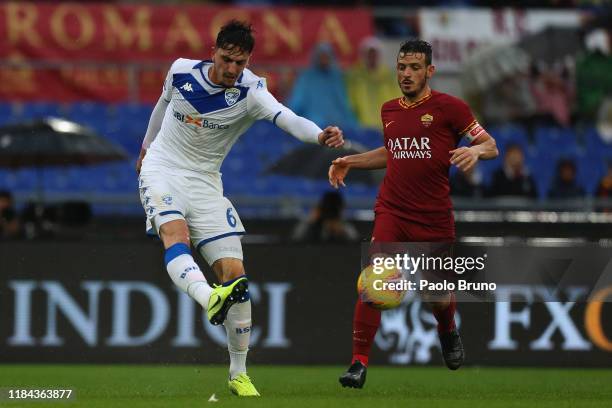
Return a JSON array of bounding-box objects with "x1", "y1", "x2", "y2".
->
[
  {"x1": 210, "y1": 46, "x2": 217, "y2": 61},
  {"x1": 426, "y1": 64, "x2": 436, "y2": 79}
]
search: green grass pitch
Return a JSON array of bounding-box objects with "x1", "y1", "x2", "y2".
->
[{"x1": 1, "y1": 365, "x2": 611, "y2": 407}]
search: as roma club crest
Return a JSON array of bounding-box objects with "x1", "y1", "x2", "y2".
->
[
  {"x1": 420, "y1": 113, "x2": 434, "y2": 127},
  {"x1": 225, "y1": 88, "x2": 241, "y2": 106}
]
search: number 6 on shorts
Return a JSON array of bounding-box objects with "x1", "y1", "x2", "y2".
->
[{"x1": 226, "y1": 208, "x2": 237, "y2": 227}]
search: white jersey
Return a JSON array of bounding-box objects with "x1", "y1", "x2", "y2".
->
[{"x1": 145, "y1": 58, "x2": 298, "y2": 174}]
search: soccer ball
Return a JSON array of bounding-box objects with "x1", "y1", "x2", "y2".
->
[{"x1": 357, "y1": 263, "x2": 407, "y2": 310}]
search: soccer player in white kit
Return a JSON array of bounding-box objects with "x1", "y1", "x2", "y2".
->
[{"x1": 136, "y1": 21, "x2": 344, "y2": 397}]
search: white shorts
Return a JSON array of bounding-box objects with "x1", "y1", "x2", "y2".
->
[{"x1": 138, "y1": 165, "x2": 245, "y2": 264}]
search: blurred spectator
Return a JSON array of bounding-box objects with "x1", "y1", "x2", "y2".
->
[
  {"x1": 487, "y1": 144, "x2": 537, "y2": 198},
  {"x1": 597, "y1": 97, "x2": 612, "y2": 142},
  {"x1": 346, "y1": 37, "x2": 398, "y2": 130},
  {"x1": 576, "y1": 50, "x2": 612, "y2": 122},
  {"x1": 596, "y1": 162, "x2": 612, "y2": 201},
  {"x1": 482, "y1": 72, "x2": 537, "y2": 128},
  {"x1": 450, "y1": 165, "x2": 484, "y2": 198},
  {"x1": 530, "y1": 66, "x2": 574, "y2": 128},
  {"x1": 548, "y1": 158, "x2": 584, "y2": 199},
  {"x1": 287, "y1": 43, "x2": 357, "y2": 129},
  {"x1": 292, "y1": 191, "x2": 359, "y2": 243},
  {"x1": 21, "y1": 202, "x2": 50, "y2": 239},
  {"x1": 0, "y1": 190, "x2": 21, "y2": 239},
  {"x1": 19, "y1": 200, "x2": 91, "y2": 239}
]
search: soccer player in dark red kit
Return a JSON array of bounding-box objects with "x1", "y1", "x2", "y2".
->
[{"x1": 329, "y1": 39, "x2": 498, "y2": 388}]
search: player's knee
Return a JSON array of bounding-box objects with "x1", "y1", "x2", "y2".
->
[
  {"x1": 160, "y1": 220, "x2": 190, "y2": 247},
  {"x1": 212, "y1": 258, "x2": 245, "y2": 283}
]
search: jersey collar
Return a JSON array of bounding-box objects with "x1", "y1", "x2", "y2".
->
[{"x1": 399, "y1": 91, "x2": 432, "y2": 110}]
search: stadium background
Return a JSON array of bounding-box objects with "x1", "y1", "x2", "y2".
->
[{"x1": 0, "y1": 1, "x2": 611, "y2": 406}]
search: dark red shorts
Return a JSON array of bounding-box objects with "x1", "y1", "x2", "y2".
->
[
  {"x1": 369, "y1": 212, "x2": 456, "y2": 297},
  {"x1": 372, "y1": 211, "x2": 455, "y2": 242}
]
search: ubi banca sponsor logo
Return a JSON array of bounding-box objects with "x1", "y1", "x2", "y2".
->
[{"x1": 173, "y1": 110, "x2": 229, "y2": 129}]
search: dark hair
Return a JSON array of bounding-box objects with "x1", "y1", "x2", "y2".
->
[
  {"x1": 398, "y1": 39, "x2": 433, "y2": 65},
  {"x1": 216, "y1": 20, "x2": 255, "y2": 54}
]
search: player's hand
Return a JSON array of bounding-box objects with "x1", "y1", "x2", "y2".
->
[
  {"x1": 329, "y1": 157, "x2": 350, "y2": 188},
  {"x1": 318, "y1": 126, "x2": 344, "y2": 148},
  {"x1": 136, "y1": 148, "x2": 147, "y2": 175},
  {"x1": 449, "y1": 146, "x2": 479, "y2": 172}
]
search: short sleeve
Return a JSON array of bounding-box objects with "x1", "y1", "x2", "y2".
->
[
  {"x1": 447, "y1": 97, "x2": 485, "y2": 144},
  {"x1": 161, "y1": 58, "x2": 186, "y2": 102},
  {"x1": 246, "y1": 78, "x2": 286, "y2": 122}
]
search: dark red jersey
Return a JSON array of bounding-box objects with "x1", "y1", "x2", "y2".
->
[{"x1": 375, "y1": 90, "x2": 483, "y2": 230}]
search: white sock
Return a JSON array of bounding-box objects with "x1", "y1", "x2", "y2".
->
[
  {"x1": 166, "y1": 253, "x2": 213, "y2": 309},
  {"x1": 224, "y1": 300, "x2": 251, "y2": 379}
]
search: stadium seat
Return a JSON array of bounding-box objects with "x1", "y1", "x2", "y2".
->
[
  {"x1": 114, "y1": 103, "x2": 153, "y2": 125},
  {"x1": 42, "y1": 168, "x2": 75, "y2": 193},
  {"x1": 348, "y1": 128, "x2": 383, "y2": 149},
  {"x1": 21, "y1": 101, "x2": 612, "y2": 214},
  {"x1": 8, "y1": 169, "x2": 38, "y2": 192},
  {"x1": 585, "y1": 127, "x2": 612, "y2": 156},
  {"x1": 67, "y1": 102, "x2": 110, "y2": 131},
  {"x1": 0, "y1": 103, "x2": 14, "y2": 125},
  {"x1": 488, "y1": 124, "x2": 531, "y2": 154},
  {"x1": 21, "y1": 103, "x2": 67, "y2": 121},
  {"x1": 478, "y1": 156, "x2": 502, "y2": 186},
  {"x1": 534, "y1": 126, "x2": 582, "y2": 158},
  {"x1": 577, "y1": 155, "x2": 608, "y2": 195},
  {"x1": 525, "y1": 150, "x2": 554, "y2": 199}
]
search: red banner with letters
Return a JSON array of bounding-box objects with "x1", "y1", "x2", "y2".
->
[
  {"x1": 0, "y1": 63, "x2": 295, "y2": 103},
  {"x1": 0, "y1": 3, "x2": 372, "y2": 102}
]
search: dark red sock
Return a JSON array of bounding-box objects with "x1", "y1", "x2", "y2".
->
[
  {"x1": 351, "y1": 298, "x2": 381, "y2": 366},
  {"x1": 433, "y1": 292, "x2": 457, "y2": 334}
]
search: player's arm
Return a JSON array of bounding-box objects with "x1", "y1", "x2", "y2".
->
[
  {"x1": 136, "y1": 59, "x2": 178, "y2": 174},
  {"x1": 450, "y1": 131, "x2": 498, "y2": 172},
  {"x1": 275, "y1": 110, "x2": 344, "y2": 148},
  {"x1": 136, "y1": 95, "x2": 170, "y2": 174},
  {"x1": 246, "y1": 79, "x2": 344, "y2": 148},
  {"x1": 447, "y1": 99, "x2": 499, "y2": 173},
  {"x1": 328, "y1": 146, "x2": 387, "y2": 189}
]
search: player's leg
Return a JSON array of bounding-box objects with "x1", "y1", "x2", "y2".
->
[
  {"x1": 199, "y1": 238, "x2": 259, "y2": 397},
  {"x1": 339, "y1": 212, "x2": 401, "y2": 389},
  {"x1": 428, "y1": 291, "x2": 456, "y2": 332},
  {"x1": 138, "y1": 169, "x2": 213, "y2": 310},
  {"x1": 191, "y1": 197, "x2": 258, "y2": 396},
  {"x1": 411, "y1": 223, "x2": 464, "y2": 370},
  {"x1": 431, "y1": 292, "x2": 463, "y2": 370},
  {"x1": 190, "y1": 197, "x2": 248, "y2": 326},
  {"x1": 338, "y1": 297, "x2": 379, "y2": 389},
  {"x1": 421, "y1": 284, "x2": 463, "y2": 369},
  {"x1": 159, "y1": 219, "x2": 214, "y2": 310}
]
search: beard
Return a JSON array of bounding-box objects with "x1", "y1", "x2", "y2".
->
[{"x1": 401, "y1": 78, "x2": 428, "y2": 98}]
